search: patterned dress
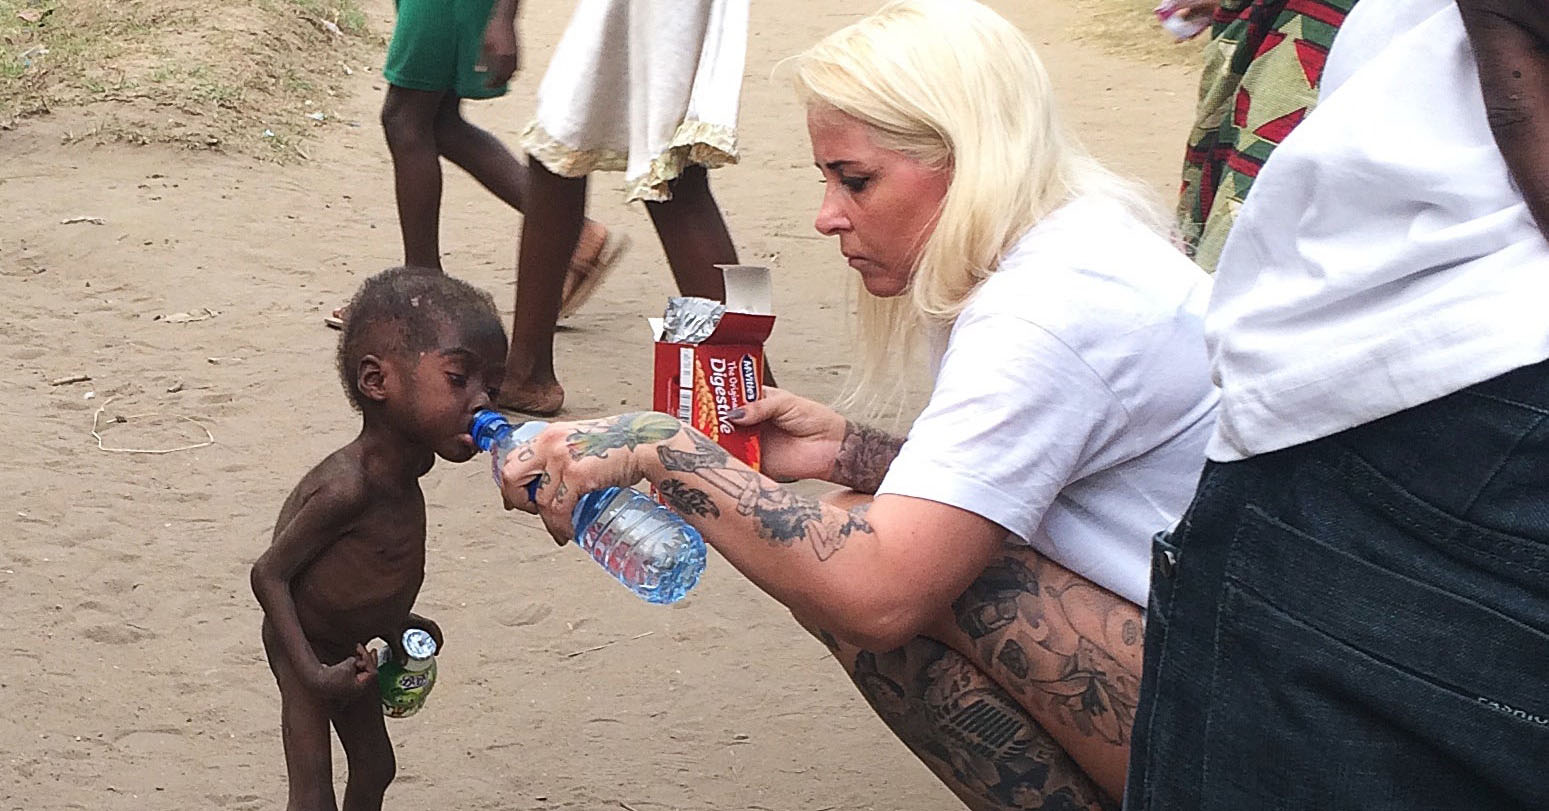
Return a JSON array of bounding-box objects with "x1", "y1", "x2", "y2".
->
[{"x1": 1177, "y1": 0, "x2": 1358, "y2": 271}]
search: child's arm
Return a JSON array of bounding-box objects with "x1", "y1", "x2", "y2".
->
[
  {"x1": 479, "y1": 0, "x2": 520, "y2": 88},
  {"x1": 251, "y1": 476, "x2": 376, "y2": 697}
]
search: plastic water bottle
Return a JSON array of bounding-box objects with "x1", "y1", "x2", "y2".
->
[
  {"x1": 470, "y1": 410, "x2": 707, "y2": 604},
  {"x1": 374, "y1": 628, "x2": 437, "y2": 718}
]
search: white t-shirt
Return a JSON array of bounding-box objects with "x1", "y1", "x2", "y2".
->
[
  {"x1": 877, "y1": 195, "x2": 1218, "y2": 606},
  {"x1": 1204, "y1": 0, "x2": 1549, "y2": 461}
]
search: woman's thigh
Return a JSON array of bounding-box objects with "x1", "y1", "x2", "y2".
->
[
  {"x1": 816, "y1": 627, "x2": 1116, "y2": 811},
  {"x1": 927, "y1": 545, "x2": 1143, "y2": 801}
]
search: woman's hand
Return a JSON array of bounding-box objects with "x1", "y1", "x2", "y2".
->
[
  {"x1": 728, "y1": 387, "x2": 847, "y2": 483},
  {"x1": 498, "y1": 412, "x2": 678, "y2": 542}
]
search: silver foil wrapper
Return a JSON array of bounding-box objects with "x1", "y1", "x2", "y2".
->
[{"x1": 660, "y1": 296, "x2": 727, "y2": 343}]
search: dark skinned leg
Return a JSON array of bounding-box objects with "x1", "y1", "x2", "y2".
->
[
  {"x1": 499, "y1": 157, "x2": 585, "y2": 415},
  {"x1": 381, "y1": 85, "x2": 449, "y2": 269},
  {"x1": 432, "y1": 97, "x2": 614, "y2": 286},
  {"x1": 644, "y1": 165, "x2": 735, "y2": 300},
  {"x1": 645, "y1": 165, "x2": 775, "y2": 385},
  {"x1": 333, "y1": 688, "x2": 395, "y2": 811},
  {"x1": 262, "y1": 621, "x2": 340, "y2": 811},
  {"x1": 431, "y1": 94, "x2": 528, "y2": 211}
]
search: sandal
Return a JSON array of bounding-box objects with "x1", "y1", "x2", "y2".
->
[
  {"x1": 559, "y1": 227, "x2": 629, "y2": 319},
  {"x1": 324, "y1": 304, "x2": 349, "y2": 330}
]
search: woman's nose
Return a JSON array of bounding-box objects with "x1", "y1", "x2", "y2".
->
[{"x1": 814, "y1": 189, "x2": 849, "y2": 236}]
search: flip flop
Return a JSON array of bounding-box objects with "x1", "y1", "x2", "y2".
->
[
  {"x1": 559, "y1": 229, "x2": 629, "y2": 320},
  {"x1": 324, "y1": 304, "x2": 348, "y2": 330}
]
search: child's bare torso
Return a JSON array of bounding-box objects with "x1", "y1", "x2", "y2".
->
[{"x1": 274, "y1": 448, "x2": 429, "y2": 661}]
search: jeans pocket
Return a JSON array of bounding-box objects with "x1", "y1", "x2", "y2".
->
[{"x1": 1199, "y1": 506, "x2": 1549, "y2": 810}]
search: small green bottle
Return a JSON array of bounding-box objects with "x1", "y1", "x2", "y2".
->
[{"x1": 375, "y1": 628, "x2": 438, "y2": 718}]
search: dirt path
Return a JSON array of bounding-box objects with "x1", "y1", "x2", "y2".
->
[{"x1": 0, "y1": 1, "x2": 1195, "y2": 808}]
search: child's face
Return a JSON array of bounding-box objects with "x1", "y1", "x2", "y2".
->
[{"x1": 391, "y1": 324, "x2": 507, "y2": 463}]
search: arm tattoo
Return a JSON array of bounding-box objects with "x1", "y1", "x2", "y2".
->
[
  {"x1": 657, "y1": 478, "x2": 720, "y2": 519},
  {"x1": 657, "y1": 429, "x2": 871, "y2": 560},
  {"x1": 566, "y1": 412, "x2": 682, "y2": 460},
  {"x1": 951, "y1": 556, "x2": 1141, "y2": 750},
  {"x1": 845, "y1": 642, "x2": 1115, "y2": 809},
  {"x1": 830, "y1": 420, "x2": 904, "y2": 494}
]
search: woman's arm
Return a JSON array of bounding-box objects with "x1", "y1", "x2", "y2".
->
[
  {"x1": 727, "y1": 387, "x2": 904, "y2": 493},
  {"x1": 503, "y1": 413, "x2": 1005, "y2": 651}
]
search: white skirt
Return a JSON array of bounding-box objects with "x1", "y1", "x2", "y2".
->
[{"x1": 521, "y1": 0, "x2": 748, "y2": 202}]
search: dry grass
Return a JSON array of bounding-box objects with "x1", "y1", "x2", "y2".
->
[
  {"x1": 0, "y1": 0, "x2": 374, "y2": 158},
  {"x1": 1073, "y1": 0, "x2": 1206, "y2": 67}
]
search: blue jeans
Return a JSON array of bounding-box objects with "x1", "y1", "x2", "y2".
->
[{"x1": 1125, "y1": 360, "x2": 1549, "y2": 810}]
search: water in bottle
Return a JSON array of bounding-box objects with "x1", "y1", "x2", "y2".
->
[{"x1": 470, "y1": 410, "x2": 707, "y2": 604}]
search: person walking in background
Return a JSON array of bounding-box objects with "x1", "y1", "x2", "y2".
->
[
  {"x1": 491, "y1": 0, "x2": 750, "y2": 415},
  {"x1": 329, "y1": 0, "x2": 625, "y2": 329},
  {"x1": 1175, "y1": 0, "x2": 1357, "y2": 271}
]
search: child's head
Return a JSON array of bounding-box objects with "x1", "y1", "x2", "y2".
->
[{"x1": 337, "y1": 267, "x2": 508, "y2": 461}]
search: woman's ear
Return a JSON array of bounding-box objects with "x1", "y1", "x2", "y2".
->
[{"x1": 357, "y1": 354, "x2": 389, "y2": 403}]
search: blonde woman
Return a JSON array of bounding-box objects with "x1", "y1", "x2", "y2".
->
[{"x1": 500, "y1": 2, "x2": 1216, "y2": 807}]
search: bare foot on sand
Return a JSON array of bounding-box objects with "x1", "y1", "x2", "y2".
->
[{"x1": 495, "y1": 378, "x2": 565, "y2": 417}]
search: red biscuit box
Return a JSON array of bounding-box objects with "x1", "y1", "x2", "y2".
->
[{"x1": 651, "y1": 265, "x2": 774, "y2": 469}]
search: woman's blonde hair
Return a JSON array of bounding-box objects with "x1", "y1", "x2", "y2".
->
[{"x1": 792, "y1": 0, "x2": 1164, "y2": 410}]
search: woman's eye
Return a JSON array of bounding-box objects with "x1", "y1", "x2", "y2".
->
[
  {"x1": 447, "y1": 373, "x2": 468, "y2": 387},
  {"x1": 840, "y1": 175, "x2": 869, "y2": 193}
]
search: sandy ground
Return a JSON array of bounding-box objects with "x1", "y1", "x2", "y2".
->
[{"x1": 0, "y1": 1, "x2": 1195, "y2": 808}]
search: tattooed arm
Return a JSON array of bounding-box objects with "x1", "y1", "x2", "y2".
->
[
  {"x1": 501, "y1": 412, "x2": 1007, "y2": 651},
  {"x1": 728, "y1": 387, "x2": 904, "y2": 493}
]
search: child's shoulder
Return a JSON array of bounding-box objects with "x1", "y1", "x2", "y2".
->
[{"x1": 278, "y1": 444, "x2": 374, "y2": 522}]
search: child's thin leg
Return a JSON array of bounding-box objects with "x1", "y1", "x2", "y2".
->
[
  {"x1": 432, "y1": 95, "x2": 528, "y2": 211},
  {"x1": 644, "y1": 165, "x2": 735, "y2": 300},
  {"x1": 499, "y1": 157, "x2": 586, "y2": 415},
  {"x1": 332, "y1": 691, "x2": 395, "y2": 811},
  {"x1": 381, "y1": 85, "x2": 449, "y2": 269},
  {"x1": 263, "y1": 623, "x2": 339, "y2": 811}
]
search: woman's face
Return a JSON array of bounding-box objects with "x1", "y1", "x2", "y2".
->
[{"x1": 807, "y1": 105, "x2": 950, "y2": 298}]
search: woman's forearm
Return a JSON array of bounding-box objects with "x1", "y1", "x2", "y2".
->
[
  {"x1": 829, "y1": 420, "x2": 905, "y2": 494},
  {"x1": 639, "y1": 425, "x2": 929, "y2": 649}
]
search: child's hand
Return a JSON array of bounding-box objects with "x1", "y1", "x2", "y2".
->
[
  {"x1": 311, "y1": 643, "x2": 378, "y2": 700},
  {"x1": 477, "y1": 5, "x2": 520, "y2": 88},
  {"x1": 403, "y1": 613, "x2": 446, "y2": 655}
]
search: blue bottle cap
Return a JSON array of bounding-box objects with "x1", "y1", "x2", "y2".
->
[{"x1": 469, "y1": 409, "x2": 510, "y2": 451}]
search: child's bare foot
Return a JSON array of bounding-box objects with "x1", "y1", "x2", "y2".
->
[
  {"x1": 559, "y1": 222, "x2": 629, "y2": 319},
  {"x1": 495, "y1": 378, "x2": 565, "y2": 417}
]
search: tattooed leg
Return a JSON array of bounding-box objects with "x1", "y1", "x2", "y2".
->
[
  {"x1": 931, "y1": 545, "x2": 1142, "y2": 801},
  {"x1": 805, "y1": 620, "x2": 1116, "y2": 811}
]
